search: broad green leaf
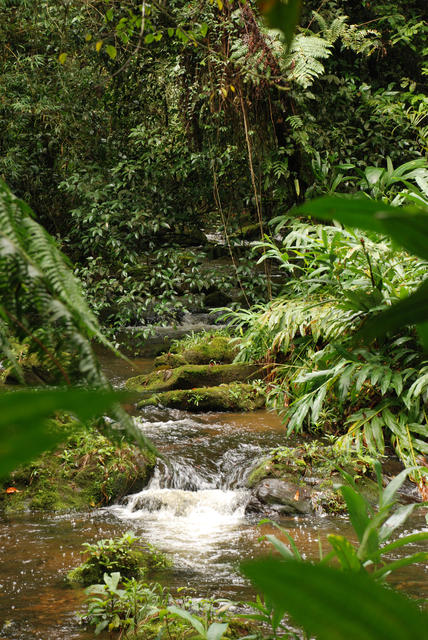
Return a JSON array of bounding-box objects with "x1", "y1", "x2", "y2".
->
[
  {"x1": 95, "y1": 40, "x2": 103, "y2": 52},
  {"x1": 167, "y1": 605, "x2": 205, "y2": 636},
  {"x1": 295, "y1": 196, "x2": 393, "y2": 233},
  {"x1": 95, "y1": 620, "x2": 108, "y2": 634},
  {"x1": 200, "y1": 22, "x2": 208, "y2": 37},
  {"x1": 360, "y1": 280, "x2": 428, "y2": 342},
  {"x1": 378, "y1": 210, "x2": 428, "y2": 261},
  {"x1": 0, "y1": 389, "x2": 124, "y2": 478},
  {"x1": 241, "y1": 558, "x2": 428, "y2": 640},
  {"x1": 206, "y1": 622, "x2": 228, "y2": 640},
  {"x1": 258, "y1": 0, "x2": 301, "y2": 50},
  {"x1": 105, "y1": 45, "x2": 117, "y2": 60},
  {"x1": 145, "y1": 33, "x2": 155, "y2": 44}
]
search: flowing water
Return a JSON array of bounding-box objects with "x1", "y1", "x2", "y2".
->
[{"x1": 1, "y1": 355, "x2": 427, "y2": 639}]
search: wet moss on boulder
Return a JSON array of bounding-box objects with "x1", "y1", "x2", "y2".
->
[
  {"x1": 154, "y1": 334, "x2": 239, "y2": 369},
  {"x1": 246, "y1": 441, "x2": 377, "y2": 516},
  {"x1": 137, "y1": 382, "x2": 265, "y2": 412},
  {"x1": 126, "y1": 363, "x2": 260, "y2": 396},
  {"x1": 1, "y1": 427, "x2": 156, "y2": 514}
]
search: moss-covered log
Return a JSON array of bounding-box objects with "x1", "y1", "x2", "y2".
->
[
  {"x1": 126, "y1": 363, "x2": 261, "y2": 395},
  {"x1": 137, "y1": 382, "x2": 265, "y2": 412}
]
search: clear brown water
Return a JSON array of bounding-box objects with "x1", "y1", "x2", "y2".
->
[{"x1": 1, "y1": 355, "x2": 427, "y2": 639}]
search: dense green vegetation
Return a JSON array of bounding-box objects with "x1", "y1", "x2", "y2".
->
[{"x1": 0, "y1": 0, "x2": 427, "y2": 638}]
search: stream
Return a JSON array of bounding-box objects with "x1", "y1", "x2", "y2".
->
[{"x1": 1, "y1": 354, "x2": 427, "y2": 639}]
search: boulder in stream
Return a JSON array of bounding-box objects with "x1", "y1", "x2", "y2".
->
[{"x1": 246, "y1": 478, "x2": 312, "y2": 516}]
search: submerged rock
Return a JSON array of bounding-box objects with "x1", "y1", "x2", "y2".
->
[
  {"x1": 126, "y1": 363, "x2": 260, "y2": 395},
  {"x1": 137, "y1": 382, "x2": 265, "y2": 412}
]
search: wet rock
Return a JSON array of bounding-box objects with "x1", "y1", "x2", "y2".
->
[
  {"x1": 181, "y1": 335, "x2": 238, "y2": 365},
  {"x1": 137, "y1": 382, "x2": 265, "y2": 412},
  {"x1": 153, "y1": 335, "x2": 238, "y2": 369},
  {"x1": 1, "y1": 426, "x2": 156, "y2": 514},
  {"x1": 246, "y1": 478, "x2": 312, "y2": 516},
  {"x1": 126, "y1": 363, "x2": 260, "y2": 395}
]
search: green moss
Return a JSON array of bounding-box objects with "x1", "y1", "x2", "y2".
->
[
  {"x1": 137, "y1": 382, "x2": 265, "y2": 412},
  {"x1": 126, "y1": 363, "x2": 260, "y2": 395},
  {"x1": 230, "y1": 223, "x2": 263, "y2": 241},
  {"x1": 154, "y1": 353, "x2": 188, "y2": 369},
  {"x1": 181, "y1": 336, "x2": 238, "y2": 364},
  {"x1": 1, "y1": 427, "x2": 156, "y2": 514},
  {"x1": 246, "y1": 441, "x2": 377, "y2": 515}
]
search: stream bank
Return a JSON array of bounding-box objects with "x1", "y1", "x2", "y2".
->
[{"x1": 1, "y1": 346, "x2": 427, "y2": 639}]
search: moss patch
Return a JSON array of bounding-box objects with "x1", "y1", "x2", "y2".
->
[
  {"x1": 137, "y1": 382, "x2": 265, "y2": 412},
  {"x1": 126, "y1": 363, "x2": 260, "y2": 395},
  {"x1": 1, "y1": 427, "x2": 156, "y2": 514},
  {"x1": 246, "y1": 440, "x2": 377, "y2": 515},
  {"x1": 154, "y1": 333, "x2": 239, "y2": 369}
]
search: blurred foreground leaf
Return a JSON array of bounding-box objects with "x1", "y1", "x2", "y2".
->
[
  {"x1": 257, "y1": 0, "x2": 301, "y2": 50},
  {"x1": 241, "y1": 558, "x2": 428, "y2": 640},
  {"x1": 0, "y1": 389, "x2": 125, "y2": 478}
]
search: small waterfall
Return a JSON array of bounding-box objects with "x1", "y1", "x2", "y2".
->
[{"x1": 106, "y1": 409, "x2": 276, "y2": 581}]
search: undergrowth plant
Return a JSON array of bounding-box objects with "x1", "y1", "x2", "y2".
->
[{"x1": 224, "y1": 215, "x2": 428, "y2": 490}]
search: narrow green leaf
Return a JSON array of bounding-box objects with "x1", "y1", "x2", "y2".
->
[
  {"x1": 327, "y1": 535, "x2": 361, "y2": 571},
  {"x1": 167, "y1": 606, "x2": 205, "y2": 636},
  {"x1": 381, "y1": 467, "x2": 418, "y2": 508},
  {"x1": 373, "y1": 552, "x2": 428, "y2": 580},
  {"x1": 340, "y1": 486, "x2": 370, "y2": 542},
  {"x1": 264, "y1": 534, "x2": 295, "y2": 559}
]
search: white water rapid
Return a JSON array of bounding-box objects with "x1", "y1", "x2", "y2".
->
[{"x1": 106, "y1": 408, "x2": 284, "y2": 591}]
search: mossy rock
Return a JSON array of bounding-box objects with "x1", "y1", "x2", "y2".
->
[
  {"x1": 1, "y1": 427, "x2": 156, "y2": 514},
  {"x1": 137, "y1": 382, "x2": 265, "y2": 412},
  {"x1": 230, "y1": 223, "x2": 264, "y2": 241},
  {"x1": 126, "y1": 363, "x2": 260, "y2": 395},
  {"x1": 181, "y1": 335, "x2": 238, "y2": 364},
  {"x1": 246, "y1": 440, "x2": 378, "y2": 515},
  {"x1": 246, "y1": 440, "x2": 376, "y2": 489},
  {"x1": 154, "y1": 334, "x2": 239, "y2": 368},
  {"x1": 154, "y1": 353, "x2": 188, "y2": 369}
]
